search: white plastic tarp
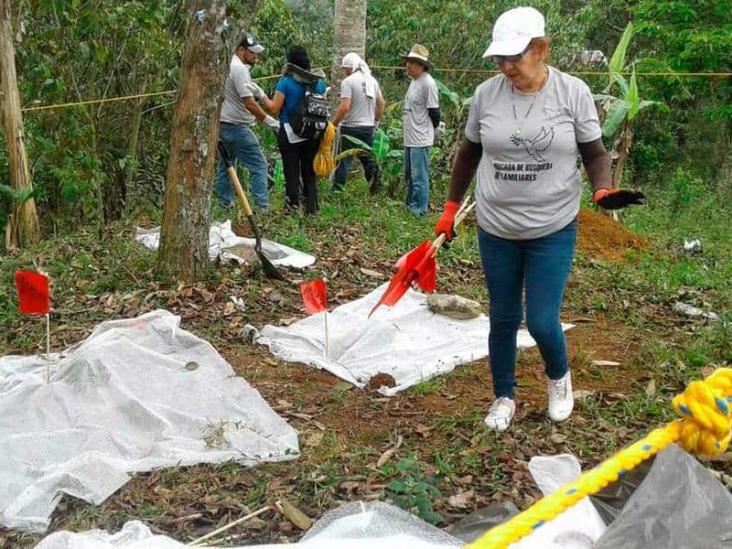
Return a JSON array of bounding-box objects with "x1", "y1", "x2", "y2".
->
[
  {"x1": 513, "y1": 454, "x2": 607, "y2": 548},
  {"x1": 0, "y1": 310, "x2": 299, "y2": 533},
  {"x1": 35, "y1": 502, "x2": 463, "y2": 549},
  {"x1": 258, "y1": 284, "x2": 572, "y2": 396},
  {"x1": 135, "y1": 220, "x2": 315, "y2": 269}
]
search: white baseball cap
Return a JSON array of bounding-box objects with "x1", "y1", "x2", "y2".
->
[
  {"x1": 240, "y1": 33, "x2": 265, "y2": 54},
  {"x1": 482, "y1": 7, "x2": 545, "y2": 58}
]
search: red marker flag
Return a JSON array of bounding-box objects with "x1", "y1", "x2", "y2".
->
[
  {"x1": 14, "y1": 271, "x2": 50, "y2": 315},
  {"x1": 300, "y1": 278, "x2": 327, "y2": 314}
]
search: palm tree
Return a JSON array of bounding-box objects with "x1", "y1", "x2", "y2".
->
[{"x1": 331, "y1": 0, "x2": 367, "y2": 92}]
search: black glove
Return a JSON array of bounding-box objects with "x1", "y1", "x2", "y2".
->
[{"x1": 593, "y1": 189, "x2": 646, "y2": 210}]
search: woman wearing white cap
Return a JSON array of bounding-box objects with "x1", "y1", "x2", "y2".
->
[
  {"x1": 332, "y1": 53, "x2": 385, "y2": 194},
  {"x1": 434, "y1": 7, "x2": 645, "y2": 431}
]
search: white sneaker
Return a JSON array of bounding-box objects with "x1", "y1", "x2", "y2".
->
[
  {"x1": 547, "y1": 371, "x2": 574, "y2": 422},
  {"x1": 484, "y1": 397, "x2": 516, "y2": 432}
]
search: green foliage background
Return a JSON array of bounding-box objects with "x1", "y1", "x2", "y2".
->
[{"x1": 0, "y1": 0, "x2": 730, "y2": 236}]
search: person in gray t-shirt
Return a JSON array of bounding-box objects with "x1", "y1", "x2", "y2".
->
[
  {"x1": 332, "y1": 53, "x2": 386, "y2": 194},
  {"x1": 400, "y1": 44, "x2": 444, "y2": 215},
  {"x1": 215, "y1": 33, "x2": 280, "y2": 210},
  {"x1": 433, "y1": 8, "x2": 645, "y2": 432}
]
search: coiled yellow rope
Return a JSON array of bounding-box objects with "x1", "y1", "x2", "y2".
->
[
  {"x1": 313, "y1": 122, "x2": 336, "y2": 177},
  {"x1": 467, "y1": 368, "x2": 732, "y2": 549}
]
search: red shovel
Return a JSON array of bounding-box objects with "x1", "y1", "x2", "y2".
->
[{"x1": 369, "y1": 199, "x2": 475, "y2": 317}]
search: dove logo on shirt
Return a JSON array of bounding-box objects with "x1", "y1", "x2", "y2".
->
[{"x1": 510, "y1": 126, "x2": 555, "y2": 163}]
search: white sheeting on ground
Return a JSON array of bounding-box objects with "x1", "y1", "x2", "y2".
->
[
  {"x1": 514, "y1": 454, "x2": 606, "y2": 548},
  {"x1": 0, "y1": 310, "x2": 299, "y2": 534},
  {"x1": 35, "y1": 502, "x2": 463, "y2": 549},
  {"x1": 258, "y1": 284, "x2": 572, "y2": 396},
  {"x1": 135, "y1": 220, "x2": 315, "y2": 268}
]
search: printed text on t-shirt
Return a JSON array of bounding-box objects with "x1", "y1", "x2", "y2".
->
[{"x1": 493, "y1": 161, "x2": 553, "y2": 182}]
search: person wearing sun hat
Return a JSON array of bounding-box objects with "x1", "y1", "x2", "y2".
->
[
  {"x1": 215, "y1": 32, "x2": 280, "y2": 211},
  {"x1": 401, "y1": 44, "x2": 443, "y2": 215},
  {"x1": 433, "y1": 7, "x2": 645, "y2": 432}
]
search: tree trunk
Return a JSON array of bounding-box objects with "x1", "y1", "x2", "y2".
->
[
  {"x1": 612, "y1": 121, "x2": 633, "y2": 190},
  {"x1": 331, "y1": 0, "x2": 367, "y2": 93},
  {"x1": 1, "y1": 0, "x2": 41, "y2": 250},
  {"x1": 158, "y1": 1, "x2": 230, "y2": 283}
]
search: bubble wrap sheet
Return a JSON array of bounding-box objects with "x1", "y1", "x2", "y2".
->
[
  {"x1": 0, "y1": 310, "x2": 299, "y2": 533},
  {"x1": 258, "y1": 284, "x2": 572, "y2": 396},
  {"x1": 35, "y1": 502, "x2": 463, "y2": 548},
  {"x1": 135, "y1": 220, "x2": 315, "y2": 268}
]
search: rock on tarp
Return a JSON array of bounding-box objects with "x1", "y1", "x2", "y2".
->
[
  {"x1": 258, "y1": 284, "x2": 572, "y2": 396},
  {"x1": 0, "y1": 310, "x2": 299, "y2": 533},
  {"x1": 135, "y1": 220, "x2": 315, "y2": 269}
]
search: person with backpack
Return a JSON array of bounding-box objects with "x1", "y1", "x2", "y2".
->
[
  {"x1": 332, "y1": 53, "x2": 385, "y2": 194},
  {"x1": 215, "y1": 33, "x2": 280, "y2": 211},
  {"x1": 270, "y1": 46, "x2": 328, "y2": 214},
  {"x1": 402, "y1": 44, "x2": 444, "y2": 216}
]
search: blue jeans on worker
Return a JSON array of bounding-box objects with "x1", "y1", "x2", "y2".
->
[
  {"x1": 404, "y1": 146, "x2": 430, "y2": 215},
  {"x1": 215, "y1": 123, "x2": 269, "y2": 210},
  {"x1": 478, "y1": 219, "x2": 577, "y2": 399},
  {"x1": 333, "y1": 125, "x2": 380, "y2": 193}
]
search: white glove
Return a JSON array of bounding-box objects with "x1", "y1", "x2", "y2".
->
[
  {"x1": 434, "y1": 121, "x2": 446, "y2": 141},
  {"x1": 263, "y1": 115, "x2": 280, "y2": 133},
  {"x1": 247, "y1": 83, "x2": 265, "y2": 101}
]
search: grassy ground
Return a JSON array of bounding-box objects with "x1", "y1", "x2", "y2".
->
[{"x1": 1, "y1": 172, "x2": 730, "y2": 547}]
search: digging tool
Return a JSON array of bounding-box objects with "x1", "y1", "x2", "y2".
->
[
  {"x1": 369, "y1": 197, "x2": 475, "y2": 317},
  {"x1": 218, "y1": 142, "x2": 285, "y2": 280}
]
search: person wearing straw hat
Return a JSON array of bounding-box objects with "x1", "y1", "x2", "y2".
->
[
  {"x1": 215, "y1": 33, "x2": 280, "y2": 211},
  {"x1": 401, "y1": 44, "x2": 443, "y2": 215},
  {"x1": 332, "y1": 53, "x2": 385, "y2": 194},
  {"x1": 433, "y1": 7, "x2": 645, "y2": 431}
]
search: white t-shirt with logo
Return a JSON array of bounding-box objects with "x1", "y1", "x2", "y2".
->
[
  {"x1": 403, "y1": 72, "x2": 439, "y2": 148},
  {"x1": 465, "y1": 66, "x2": 602, "y2": 240},
  {"x1": 220, "y1": 56, "x2": 255, "y2": 126},
  {"x1": 340, "y1": 71, "x2": 382, "y2": 127}
]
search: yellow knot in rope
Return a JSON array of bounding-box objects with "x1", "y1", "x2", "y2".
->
[
  {"x1": 313, "y1": 122, "x2": 336, "y2": 177},
  {"x1": 672, "y1": 367, "x2": 732, "y2": 456},
  {"x1": 467, "y1": 367, "x2": 732, "y2": 549}
]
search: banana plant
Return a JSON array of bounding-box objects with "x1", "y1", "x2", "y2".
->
[{"x1": 593, "y1": 22, "x2": 667, "y2": 189}]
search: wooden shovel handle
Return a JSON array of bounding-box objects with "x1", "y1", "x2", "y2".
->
[{"x1": 225, "y1": 166, "x2": 254, "y2": 217}]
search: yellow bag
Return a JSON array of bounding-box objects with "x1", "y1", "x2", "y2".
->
[{"x1": 313, "y1": 122, "x2": 336, "y2": 177}]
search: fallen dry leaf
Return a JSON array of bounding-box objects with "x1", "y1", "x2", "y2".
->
[
  {"x1": 304, "y1": 432, "x2": 324, "y2": 448},
  {"x1": 375, "y1": 435, "x2": 403, "y2": 467},
  {"x1": 275, "y1": 499, "x2": 312, "y2": 530},
  {"x1": 573, "y1": 389, "x2": 596, "y2": 401},
  {"x1": 360, "y1": 268, "x2": 385, "y2": 279},
  {"x1": 447, "y1": 489, "x2": 474, "y2": 509}
]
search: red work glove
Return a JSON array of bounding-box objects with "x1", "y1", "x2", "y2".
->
[
  {"x1": 593, "y1": 188, "x2": 646, "y2": 210},
  {"x1": 434, "y1": 200, "x2": 460, "y2": 242}
]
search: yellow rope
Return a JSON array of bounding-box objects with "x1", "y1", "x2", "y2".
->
[
  {"x1": 20, "y1": 73, "x2": 283, "y2": 113},
  {"x1": 313, "y1": 121, "x2": 336, "y2": 177},
  {"x1": 467, "y1": 367, "x2": 732, "y2": 549},
  {"x1": 20, "y1": 65, "x2": 731, "y2": 114},
  {"x1": 370, "y1": 65, "x2": 732, "y2": 78}
]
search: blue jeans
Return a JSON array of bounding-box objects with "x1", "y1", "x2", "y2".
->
[
  {"x1": 404, "y1": 146, "x2": 430, "y2": 215},
  {"x1": 333, "y1": 125, "x2": 380, "y2": 193},
  {"x1": 478, "y1": 219, "x2": 577, "y2": 399},
  {"x1": 215, "y1": 123, "x2": 269, "y2": 209}
]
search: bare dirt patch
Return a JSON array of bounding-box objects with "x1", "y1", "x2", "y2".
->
[{"x1": 577, "y1": 208, "x2": 648, "y2": 262}]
